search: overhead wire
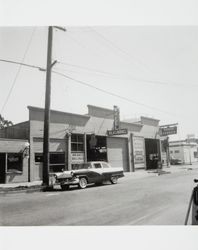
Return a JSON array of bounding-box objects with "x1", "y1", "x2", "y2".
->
[
  {"x1": 65, "y1": 27, "x2": 198, "y2": 88},
  {"x1": 1, "y1": 57, "x2": 197, "y2": 88},
  {"x1": 56, "y1": 61, "x2": 198, "y2": 88},
  {"x1": 52, "y1": 70, "x2": 176, "y2": 117},
  {"x1": 0, "y1": 27, "x2": 37, "y2": 114},
  {"x1": 0, "y1": 58, "x2": 45, "y2": 71},
  {"x1": 87, "y1": 27, "x2": 154, "y2": 75}
]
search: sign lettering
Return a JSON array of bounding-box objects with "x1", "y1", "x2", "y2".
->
[
  {"x1": 159, "y1": 126, "x2": 177, "y2": 136},
  {"x1": 107, "y1": 128, "x2": 128, "y2": 136}
]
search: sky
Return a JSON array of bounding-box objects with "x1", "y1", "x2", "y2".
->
[{"x1": 1, "y1": 26, "x2": 198, "y2": 140}]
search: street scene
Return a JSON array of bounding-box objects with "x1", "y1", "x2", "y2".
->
[
  {"x1": 0, "y1": 165, "x2": 198, "y2": 226},
  {"x1": 0, "y1": 26, "x2": 198, "y2": 226}
]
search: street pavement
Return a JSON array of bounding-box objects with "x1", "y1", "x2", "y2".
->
[{"x1": 0, "y1": 166, "x2": 197, "y2": 226}]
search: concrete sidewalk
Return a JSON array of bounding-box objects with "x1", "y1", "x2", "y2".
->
[
  {"x1": 0, "y1": 180, "x2": 43, "y2": 194},
  {"x1": 0, "y1": 163, "x2": 197, "y2": 193}
]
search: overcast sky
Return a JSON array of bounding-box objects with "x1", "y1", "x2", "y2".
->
[{"x1": 0, "y1": 26, "x2": 198, "y2": 140}]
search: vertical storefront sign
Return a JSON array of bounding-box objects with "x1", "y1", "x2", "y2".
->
[
  {"x1": 133, "y1": 136, "x2": 145, "y2": 169},
  {"x1": 71, "y1": 152, "x2": 85, "y2": 164}
]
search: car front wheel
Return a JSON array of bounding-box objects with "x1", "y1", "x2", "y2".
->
[
  {"x1": 78, "y1": 177, "x2": 88, "y2": 189},
  {"x1": 110, "y1": 176, "x2": 118, "y2": 184}
]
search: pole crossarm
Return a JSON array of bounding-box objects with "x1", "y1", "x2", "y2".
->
[
  {"x1": 51, "y1": 60, "x2": 57, "y2": 68},
  {"x1": 53, "y1": 26, "x2": 67, "y2": 32}
]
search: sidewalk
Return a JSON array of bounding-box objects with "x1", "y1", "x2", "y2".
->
[
  {"x1": 0, "y1": 180, "x2": 43, "y2": 194},
  {"x1": 0, "y1": 163, "x2": 198, "y2": 194},
  {"x1": 122, "y1": 162, "x2": 198, "y2": 180}
]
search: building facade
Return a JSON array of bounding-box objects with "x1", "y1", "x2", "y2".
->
[
  {"x1": 0, "y1": 105, "x2": 163, "y2": 183},
  {"x1": 169, "y1": 140, "x2": 198, "y2": 165}
]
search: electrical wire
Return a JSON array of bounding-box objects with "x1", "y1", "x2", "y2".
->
[
  {"x1": 0, "y1": 27, "x2": 37, "y2": 114},
  {"x1": 65, "y1": 27, "x2": 198, "y2": 88},
  {"x1": 52, "y1": 70, "x2": 175, "y2": 116},
  {"x1": 87, "y1": 27, "x2": 153, "y2": 75},
  {"x1": 57, "y1": 61, "x2": 198, "y2": 88},
  {"x1": 0, "y1": 58, "x2": 45, "y2": 71},
  {"x1": 1, "y1": 57, "x2": 197, "y2": 88}
]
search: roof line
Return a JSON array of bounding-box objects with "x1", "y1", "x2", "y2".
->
[{"x1": 27, "y1": 106, "x2": 90, "y2": 119}]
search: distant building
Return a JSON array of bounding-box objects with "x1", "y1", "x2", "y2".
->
[{"x1": 169, "y1": 140, "x2": 198, "y2": 164}]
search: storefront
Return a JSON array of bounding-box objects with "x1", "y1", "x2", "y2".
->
[
  {"x1": 0, "y1": 138, "x2": 29, "y2": 183},
  {"x1": 0, "y1": 104, "x2": 164, "y2": 183}
]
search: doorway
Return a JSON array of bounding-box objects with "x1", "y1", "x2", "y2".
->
[
  {"x1": 86, "y1": 135, "x2": 107, "y2": 162},
  {"x1": 145, "y1": 139, "x2": 161, "y2": 170},
  {"x1": 0, "y1": 153, "x2": 6, "y2": 183}
]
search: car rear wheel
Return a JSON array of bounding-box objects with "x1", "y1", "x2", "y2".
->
[
  {"x1": 110, "y1": 176, "x2": 118, "y2": 184},
  {"x1": 78, "y1": 177, "x2": 87, "y2": 189},
  {"x1": 61, "y1": 184, "x2": 70, "y2": 191}
]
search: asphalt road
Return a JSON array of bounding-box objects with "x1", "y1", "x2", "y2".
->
[{"x1": 0, "y1": 169, "x2": 197, "y2": 226}]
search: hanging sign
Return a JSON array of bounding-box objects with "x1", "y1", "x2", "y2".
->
[
  {"x1": 107, "y1": 128, "x2": 128, "y2": 136},
  {"x1": 159, "y1": 126, "x2": 177, "y2": 136}
]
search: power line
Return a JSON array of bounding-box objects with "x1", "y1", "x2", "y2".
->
[
  {"x1": 0, "y1": 27, "x2": 36, "y2": 114},
  {"x1": 0, "y1": 58, "x2": 181, "y2": 117},
  {"x1": 1, "y1": 57, "x2": 197, "y2": 88},
  {"x1": 57, "y1": 61, "x2": 198, "y2": 88},
  {"x1": 0, "y1": 58, "x2": 45, "y2": 71},
  {"x1": 52, "y1": 70, "x2": 175, "y2": 116},
  {"x1": 87, "y1": 27, "x2": 154, "y2": 75}
]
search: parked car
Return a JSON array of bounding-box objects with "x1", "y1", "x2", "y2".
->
[
  {"x1": 49, "y1": 161, "x2": 124, "y2": 190},
  {"x1": 170, "y1": 158, "x2": 182, "y2": 165}
]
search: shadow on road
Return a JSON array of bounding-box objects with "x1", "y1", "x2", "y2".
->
[{"x1": 44, "y1": 181, "x2": 116, "y2": 193}]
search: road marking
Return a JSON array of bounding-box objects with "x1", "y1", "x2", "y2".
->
[{"x1": 46, "y1": 193, "x2": 60, "y2": 196}]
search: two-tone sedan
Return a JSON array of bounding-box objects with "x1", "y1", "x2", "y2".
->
[{"x1": 49, "y1": 161, "x2": 124, "y2": 191}]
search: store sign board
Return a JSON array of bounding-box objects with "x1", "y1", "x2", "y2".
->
[
  {"x1": 107, "y1": 128, "x2": 128, "y2": 136},
  {"x1": 71, "y1": 152, "x2": 84, "y2": 164},
  {"x1": 159, "y1": 126, "x2": 177, "y2": 136},
  {"x1": 133, "y1": 137, "x2": 145, "y2": 164}
]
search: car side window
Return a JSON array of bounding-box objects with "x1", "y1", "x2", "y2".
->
[
  {"x1": 93, "y1": 163, "x2": 102, "y2": 168},
  {"x1": 102, "y1": 162, "x2": 109, "y2": 168}
]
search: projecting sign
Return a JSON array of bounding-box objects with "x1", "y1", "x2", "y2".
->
[
  {"x1": 159, "y1": 126, "x2": 177, "y2": 136},
  {"x1": 107, "y1": 128, "x2": 128, "y2": 136}
]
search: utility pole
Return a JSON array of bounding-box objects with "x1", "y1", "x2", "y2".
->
[
  {"x1": 43, "y1": 26, "x2": 66, "y2": 187},
  {"x1": 43, "y1": 26, "x2": 53, "y2": 187}
]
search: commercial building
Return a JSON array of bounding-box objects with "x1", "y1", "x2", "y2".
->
[
  {"x1": 0, "y1": 105, "x2": 164, "y2": 183},
  {"x1": 169, "y1": 140, "x2": 198, "y2": 165}
]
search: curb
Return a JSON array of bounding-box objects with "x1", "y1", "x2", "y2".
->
[
  {"x1": 0, "y1": 166, "x2": 197, "y2": 194},
  {"x1": 0, "y1": 186, "x2": 43, "y2": 195}
]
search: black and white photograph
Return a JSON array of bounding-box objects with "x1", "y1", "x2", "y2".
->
[{"x1": 0, "y1": 1, "x2": 198, "y2": 250}]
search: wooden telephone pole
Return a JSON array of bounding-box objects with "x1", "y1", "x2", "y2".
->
[
  {"x1": 43, "y1": 26, "x2": 66, "y2": 187},
  {"x1": 43, "y1": 26, "x2": 53, "y2": 187}
]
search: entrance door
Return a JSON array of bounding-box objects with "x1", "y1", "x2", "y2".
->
[
  {"x1": 145, "y1": 139, "x2": 161, "y2": 170},
  {"x1": 107, "y1": 137, "x2": 129, "y2": 172},
  {"x1": 0, "y1": 153, "x2": 6, "y2": 183}
]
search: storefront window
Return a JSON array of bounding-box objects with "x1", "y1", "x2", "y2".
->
[
  {"x1": 7, "y1": 153, "x2": 23, "y2": 173},
  {"x1": 50, "y1": 152, "x2": 65, "y2": 172},
  {"x1": 71, "y1": 134, "x2": 84, "y2": 152},
  {"x1": 34, "y1": 152, "x2": 66, "y2": 172}
]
